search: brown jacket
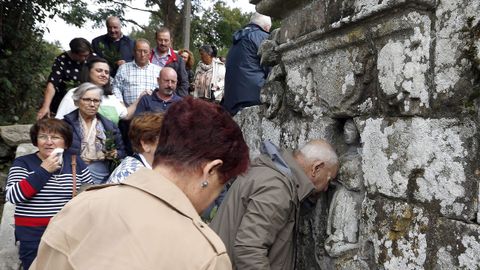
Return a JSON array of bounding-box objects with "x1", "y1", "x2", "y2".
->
[
  {"x1": 30, "y1": 168, "x2": 232, "y2": 270},
  {"x1": 210, "y1": 148, "x2": 315, "y2": 270}
]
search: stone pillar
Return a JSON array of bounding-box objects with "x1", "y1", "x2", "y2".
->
[{"x1": 237, "y1": 0, "x2": 480, "y2": 268}]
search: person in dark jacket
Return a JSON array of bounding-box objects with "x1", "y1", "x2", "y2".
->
[
  {"x1": 92, "y1": 16, "x2": 135, "y2": 77},
  {"x1": 63, "y1": 82, "x2": 126, "y2": 184},
  {"x1": 221, "y1": 12, "x2": 272, "y2": 116},
  {"x1": 150, "y1": 27, "x2": 190, "y2": 97},
  {"x1": 178, "y1": 48, "x2": 195, "y2": 94}
]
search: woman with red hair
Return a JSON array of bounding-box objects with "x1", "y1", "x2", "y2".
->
[{"x1": 31, "y1": 97, "x2": 250, "y2": 270}]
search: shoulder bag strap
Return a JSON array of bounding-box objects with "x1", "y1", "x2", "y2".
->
[{"x1": 72, "y1": 154, "x2": 77, "y2": 197}]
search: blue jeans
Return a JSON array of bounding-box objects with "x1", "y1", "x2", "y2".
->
[
  {"x1": 19, "y1": 240, "x2": 40, "y2": 270},
  {"x1": 87, "y1": 160, "x2": 110, "y2": 184}
]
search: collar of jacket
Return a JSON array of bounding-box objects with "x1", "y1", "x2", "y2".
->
[
  {"x1": 149, "y1": 47, "x2": 177, "y2": 65},
  {"x1": 257, "y1": 149, "x2": 315, "y2": 202},
  {"x1": 120, "y1": 168, "x2": 227, "y2": 253},
  {"x1": 122, "y1": 168, "x2": 198, "y2": 218},
  {"x1": 84, "y1": 168, "x2": 227, "y2": 255},
  {"x1": 64, "y1": 109, "x2": 109, "y2": 128},
  {"x1": 164, "y1": 48, "x2": 178, "y2": 65},
  {"x1": 281, "y1": 150, "x2": 316, "y2": 202}
]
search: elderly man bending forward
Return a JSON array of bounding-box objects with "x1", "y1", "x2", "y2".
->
[{"x1": 210, "y1": 139, "x2": 339, "y2": 270}]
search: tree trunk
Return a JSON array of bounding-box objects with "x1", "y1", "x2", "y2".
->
[{"x1": 182, "y1": 0, "x2": 191, "y2": 49}]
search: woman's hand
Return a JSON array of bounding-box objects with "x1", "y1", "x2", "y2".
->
[{"x1": 41, "y1": 154, "x2": 61, "y2": 173}]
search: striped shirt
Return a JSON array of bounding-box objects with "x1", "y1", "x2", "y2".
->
[
  {"x1": 112, "y1": 61, "x2": 161, "y2": 106},
  {"x1": 6, "y1": 153, "x2": 92, "y2": 241}
]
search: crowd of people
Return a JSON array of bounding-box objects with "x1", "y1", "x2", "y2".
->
[{"x1": 5, "y1": 12, "x2": 341, "y2": 270}]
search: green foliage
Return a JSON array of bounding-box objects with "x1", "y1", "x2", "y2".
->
[
  {"x1": 129, "y1": 13, "x2": 163, "y2": 47},
  {"x1": 0, "y1": 40, "x2": 61, "y2": 124},
  {"x1": 192, "y1": 2, "x2": 251, "y2": 53},
  {"x1": 96, "y1": 41, "x2": 123, "y2": 68},
  {"x1": 1, "y1": 0, "x2": 65, "y2": 125}
]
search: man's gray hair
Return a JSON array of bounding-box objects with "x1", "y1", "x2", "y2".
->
[
  {"x1": 250, "y1": 12, "x2": 271, "y2": 31},
  {"x1": 134, "y1": 38, "x2": 151, "y2": 48},
  {"x1": 298, "y1": 140, "x2": 338, "y2": 166},
  {"x1": 106, "y1": 16, "x2": 121, "y2": 27},
  {"x1": 72, "y1": 82, "x2": 103, "y2": 105}
]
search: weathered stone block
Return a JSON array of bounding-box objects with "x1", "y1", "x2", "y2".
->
[
  {"x1": 358, "y1": 117, "x2": 478, "y2": 220},
  {"x1": 275, "y1": 0, "x2": 436, "y2": 44},
  {"x1": 280, "y1": 10, "x2": 434, "y2": 117},
  {"x1": 361, "y1": 197, "x2": 429, "y2": 269},
  {"x1": 253, "y1": 0, "x2": 311, "y2": 19},
  {"x1": 334, "y1": 258, "x2": 370, "y2": 270},
  {"x1": 0, "y1": 203, "x2": 20, "y2": 270},
  {"x1": 325, "y1": 186, "x2": 363, "y2": 257},
  {"x1": 0, "y1": 125, "x2": 32, "y2": 147},
  {"x1": 15, "y1": 143, "x2": 38, "y2": 158},
  {"x1": 0, "y1": 140, "x2": 13, "y2": 159},
  {"x1": 259, "y1": 28, "x2": 281, "y2": 67},
  {"x1": 260, "y1": 80, "x2": 285, "y2": 119},
  {"x1": 337, "y1": 151, "x2": 363, "y2": 191},
  {"x1": 433, "y1": 0, "x2": 480, "y2": 111},
  {"x1": 432, "y1": 218, "x2": 480, "y2": 269},
  {"x1": 236, "y1": 105, "x2": 341, "y2": 156},
  {"x1": 296, "y1": 192, "x2": 330, "y2": 270},
  {"x1": 278, "y1": 1, "x2": 327, "y2": 43},
  {"x1": 235, "y1": 106, "x2": 265, "y2": 157}
]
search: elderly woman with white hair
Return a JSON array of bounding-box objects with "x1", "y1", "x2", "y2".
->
[{"x1": 63, "y1": 82, "x2": 125, "y2": 184}]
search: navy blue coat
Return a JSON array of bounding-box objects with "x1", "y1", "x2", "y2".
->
[
  {"x1": 92, "y1": 34, "x2": 135, "y2": 77},
  {"x1": 63, "y1": 110, "x2": 126, "y2": 159},
  {"x1": 222, "y1": 24, "x2": 270, "y2": 115}
]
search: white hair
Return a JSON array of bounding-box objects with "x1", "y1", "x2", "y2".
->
[
  {"x1": 298, "y1": 141, "x2": 338, "y2": 167},
  {"x1": 72, "y1": 82, "x2": 103, "y2": 105},
  {"x1": 250, "y1": 12, "x2": 271, "y2": 31}
]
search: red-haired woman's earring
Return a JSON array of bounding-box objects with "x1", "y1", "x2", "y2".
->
[{"x1": 201, "y1": 180, "x2": 209, "y2": 188}]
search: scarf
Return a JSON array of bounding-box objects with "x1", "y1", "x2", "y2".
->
[{"x1": 79, "y1": 115, "x2": 106, "y2": 162}]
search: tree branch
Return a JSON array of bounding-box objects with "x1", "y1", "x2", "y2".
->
[
  {"x1": 122, "y1": 18, "x2": 147, "y2": 30},
  {"x1": 109, "y1": 0, "x2": 155, "y2": 14}
]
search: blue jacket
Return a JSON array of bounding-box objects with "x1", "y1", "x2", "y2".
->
[
  {"x1": 63, "y1": 110, "x2": 126, "y2": 159},
  {"x1": 92, "y1": 34, "x2": 135, "y2": 77},
  {"x1": 134, "y1": 89, "x2": 182, "y2": 116},
  {"x1": 222, "y1": 24, "x2": 270, "y2": 115}
]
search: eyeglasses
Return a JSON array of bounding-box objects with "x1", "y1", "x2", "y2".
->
[
  {"x1": 135, "y1": 49, "x2": 150, "y2": 55},
  {"x1": 38, "y1": 134, "x2": 64, "y2": 142},
  {"x1": 80, "y1": 98, "x2": 101, "y2": 104}
]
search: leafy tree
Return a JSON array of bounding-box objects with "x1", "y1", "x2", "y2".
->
[
  {"x1": 129, "y1": 1, "x2": 251, "y2": 64},
  {"x1": 89, "y1": 0, "x2": 209, "y2": 48},
  {"x1": 191, "y1": 2, "x2": 251, "y2": 56},
  {"x1": 0, "y1": 0, "x2": 71, "y2": 124}
]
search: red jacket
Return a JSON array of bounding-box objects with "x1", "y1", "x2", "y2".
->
[{"x1": 149, "y1": 47, "x2": 189, "y2": 97}]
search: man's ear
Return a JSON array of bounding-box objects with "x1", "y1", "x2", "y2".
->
[{"x1": 312, "y1": 161, "x2": 325, "y2": 177}]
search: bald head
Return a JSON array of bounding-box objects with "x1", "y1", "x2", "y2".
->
[
  {"x1": 299, "y1": 140, "x2": 338, "y2": 167},
  {"x1": 157, "y1": 67, "x2": 177, "y2": 98},
  {"x1": 295, "y1": 140, "x2": 339, "y2": 192}
]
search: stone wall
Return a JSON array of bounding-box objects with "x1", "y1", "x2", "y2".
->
[
  {"x1": 0, "y1": 125, "x2": 35, "y2": 270},
  {"x1": 243, "y1": 0, "x2": 480, "y2": 268}
]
